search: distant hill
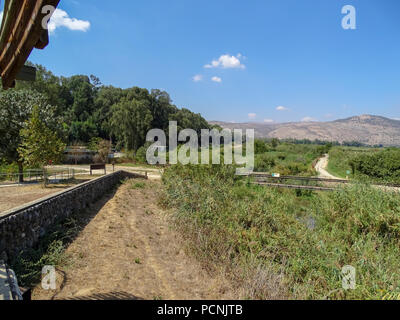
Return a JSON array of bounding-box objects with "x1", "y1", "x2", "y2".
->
[{"x1": 210, "y1": 115, "x2": 400, "y2": 146}]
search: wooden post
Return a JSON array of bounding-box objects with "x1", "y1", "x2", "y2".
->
[{"x1": 43, "y1": 168, "x2": 48, "y2": 187}]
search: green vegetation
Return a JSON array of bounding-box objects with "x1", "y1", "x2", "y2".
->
[
  {"x1": 131, "y1": 181, "x2": 146, "y2": 189},
  {"x1": 328, "y1": 146, "x2": 378, "y2": 179},
  {"x1": 349, "y1": 148, "x2": 400, "y2": 184},
  {"x1": 18, "y1": 106, "x2": 66, "y2": 176},
  {"x1": 254, "y1": 140, "x2": 330, "y2": 176},
  {"x1": 328, "y1": 146, "x2": 400, "y2": 184},
  {"x1": 14, "y1": 63, "x2": 210, "y2": 149},
  {"x1": 10, "y1": 217, "x2": 78, "y2": 287},
  {"x1": 0, "y1": 89, "x2": 60, "y2": 180},
  {"x1": 1, "y1": 63, "x2": 211, "y2": 171},
  {"x1": 161, "y1": 164, "x2": 400, "y2": 299}
]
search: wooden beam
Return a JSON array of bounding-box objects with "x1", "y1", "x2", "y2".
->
[{"x1": 0, "y1": 0, "x2": 60, "y2": 89}]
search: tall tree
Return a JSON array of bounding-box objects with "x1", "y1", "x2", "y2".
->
[
  {"x1": 93, "y1": 86, "x2": 125, "y2": 139},
  {"x1": 18, "y1": 106, "x2": 66, "y2": 186},
  {"x1": 0, "y1": 90, "x2": 59, "y2": 182},
  {"x1": 110, "y1": 98, "x2": 153, "y2": 152}
]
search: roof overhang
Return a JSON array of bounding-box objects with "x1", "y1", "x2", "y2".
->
[{"x1": 0, "y1": 0, "x2": 60, "y2": 89}]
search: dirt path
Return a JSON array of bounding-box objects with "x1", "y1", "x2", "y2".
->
[
  {"x1": 33, "y1": 179, "x2": 233, "y2": 300},
  {"x1": 315, "y1": 154, "x2": 344, "y2": 180}
]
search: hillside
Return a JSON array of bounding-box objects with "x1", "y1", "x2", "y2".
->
[{"x1": 211, "y1": 115, "x2": 400, "y2": 146}]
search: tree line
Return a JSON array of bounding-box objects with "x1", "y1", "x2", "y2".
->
[
  {"x1": 13, "y1": 62, "x2": 210, "y2": 147},
  {"x1": 0, "y1": 62, "x2": 211, "y2": 177}
]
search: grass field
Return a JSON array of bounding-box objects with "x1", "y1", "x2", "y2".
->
[{"x1": 161, "y1": 164, "x2": 400, "y2": 300}]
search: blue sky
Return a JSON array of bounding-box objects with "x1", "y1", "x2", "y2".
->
[{"x1": 2, "y1": 0, "x2": 400, "y2": 123}]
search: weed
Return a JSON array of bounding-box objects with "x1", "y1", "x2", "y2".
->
[
  {"x1": 131, "y1": 182, "x2": 146, "y2": 190},
  {"x1": 161, "y1": 164, "x2": 400, "y2": 299}
]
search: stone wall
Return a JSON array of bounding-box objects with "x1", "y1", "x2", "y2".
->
[{"x1": 0, "y1": 170, "x2": 141, "y2": 262}]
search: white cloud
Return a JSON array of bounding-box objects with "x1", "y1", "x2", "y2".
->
[
  {"x1": 211, "y1": 76, "x2": 222, "y2": 83},
  {"x1": 301, "y1": 117, "x2": 316, "y2": 122},
  {"x1": 0, "y1": 11, "x2": 3, "y2": 25},
  {"x1": 48, "y1": 9, "x2": 90, "y2": 34},
  {"x1": 192, "y1": 74, "x2": 203, "y2": 82},
  {"x1": 276, "y1": 106, "x2": 288, "y2": 111},
  {"x1": 264, "y1": 119, "x2": 274, "y2": 123},
  {"x1": 248, "y1": 113, "x2": 257, "y2": 120},
  {"x1": 205, "y1": 54, "x2": 245, "y2": 69}
]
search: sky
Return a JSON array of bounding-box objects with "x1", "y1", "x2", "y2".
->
[{"x1": 1, "y1": 0, "x2": 400, "y2": 123}]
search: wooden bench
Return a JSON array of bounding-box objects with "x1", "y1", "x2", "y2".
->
[{"x1": 90, "y1": 164, "x2": 106, "y2": 176}]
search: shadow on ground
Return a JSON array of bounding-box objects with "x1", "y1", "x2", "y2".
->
[
  {"x1": 63, "y1": 292, "x2": 144, "y2": 301},
  {"x1": 10, "y1": 181, "x2": 124, "y2": 289}
]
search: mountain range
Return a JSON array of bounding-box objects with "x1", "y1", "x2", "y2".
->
[{"x1": 210, "y1": 115, "x2": 400, "y2": 146}]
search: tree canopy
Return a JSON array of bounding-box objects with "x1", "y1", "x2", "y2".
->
[
  {"x1": 0, "y1": 89, "x2": 60, "y2": 177},
  {"x1": 12, "y1": 62, "x2": 211, "y2": 151},
  {"x1": 18, "y1": 105, "x2": 66, "y2": 169}
]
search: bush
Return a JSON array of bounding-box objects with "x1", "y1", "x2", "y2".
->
[
  {"x1": 255, "y1": 154, "x2": 276, "y2": 172},
  {"x1": 349, "y1": 149, "x2": 400, "y2": 183},
  {"x1": 255, "y1": 139, "x2": 269, "y2": 154},
  {"x1": 161, "y1": 164, "x2": 400, "y2": 299},
  {"x1": 135, "y1": 146, "x2": 147, "y2": 163}
]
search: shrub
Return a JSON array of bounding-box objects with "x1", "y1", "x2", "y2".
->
[{"x1": 161, "y1": 164, "x2": 400, "y2": 299}]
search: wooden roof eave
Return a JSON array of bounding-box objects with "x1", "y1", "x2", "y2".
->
[{"x1": 0, "y1": 0, "x2": 60, "y2": 89}]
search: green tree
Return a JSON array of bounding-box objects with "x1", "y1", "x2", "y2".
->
[
  {"x1": 0, "y1": 89, "x2": 59, "y2": 182},
  {"x1": 255, "y1": 139, "x2": 269, "y2": 154},
  {"x1": 110, "y1": 98, "x2": 153, "y2": 152},
  {"x1": 271, "y1": 138, "x2": 280, "y2": 149},
  {"x1": 12, "y1": 63, "x2": 211, "y2": 151},
  {"x1": 90, "y1": 138, "x2": 111, "y2": 164},
  {"x1": 18, "y1": 106, "x2": 66, "y2": 186},
  {"x1": 168, "y1": 108, "x2": 210, "y2": 135},
  {"x1": 93, "y1": 86, "x2": 125, "y2": 139}
]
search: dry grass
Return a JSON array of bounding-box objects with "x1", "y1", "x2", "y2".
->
[{"x1": 31, "y1": 179, "x2": 234, "y2": 300}]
